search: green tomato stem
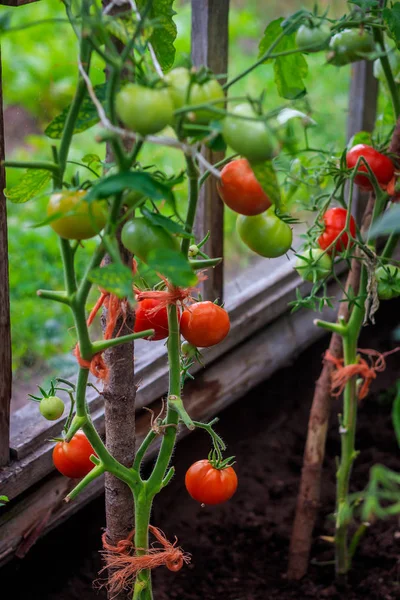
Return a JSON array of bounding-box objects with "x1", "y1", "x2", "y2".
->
[
  {"x1": 374, "y1": 27, "x2": 400, "y2": 119},
  {"x1": 3, "y1": 160, "x2": 60, "y2": 174},
  {"x1": 91, "y1": 330, "x2": 155, "y2": 353},
  {"x1": 36, "y1": 289, "x2": 70, "y2": 305},
  {"x1": 181, "y1": 155, "x2": 200, "y2": 256}
]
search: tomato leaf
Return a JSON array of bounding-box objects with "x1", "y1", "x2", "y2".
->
[
  {"x1": 44, "y1": 83, "x2": 107, "y2": 140},
  {"x1": 250, "y1": 160, "x2": 282, "y2": 206},
  {"x1": 258, "y1": 18, "x2": 308, "y2": 100},
  {"x1": 0, "y1": 495, "x2": 8, "y2": 507},
  {"x1": 141, "y1": 206, "x2": 191, "y2": 238},
  {"x1": 383, "y1": 3, "x2": 400, "y2": 48},
  {"x1": 137, "y1": 0, "x2": 177, "y2": 72},
  {"x1": 146, "y1": 248, "x2": 198, "y2": 287},
  {"x1": 85, "y1": 171, "x2": 176, "y2": 209},
  {"x1": 88, "y1": 264, "x2": 135, "y2": 301},
  {"x1": 369, "y1": 205, "x2": 400, "y2": 238},
  {"x1": 392, "y1": 381, "x2": 400, "y2": 448},
  {"x1": 4, "y1": 169, "x2": 52, "y2": 204},
  {"x1": 82, "y1": 154, "x2": 102, "y2": 168}
]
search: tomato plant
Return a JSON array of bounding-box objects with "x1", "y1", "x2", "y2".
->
[
  {"x1": 180, "y1": 302, "x2": 230, "y2": 348},
  {"x1": 185, "y1": 459, "x2": 238, "y2": 505},
  {"x1": 47, "y1": 191, "x2": 108, "y2": 240},
  {"x1": 222, "y1": 103, "x2": 275, "y2": 162},
  {"x1": 327, "y1": 29, "x2": 375, "y2": 66},
  {"x1": 236, "y1": 207, "x2": 293, "y2": 258},
  {"x1": 121, "y1": 217, "x2": 180, "y2": 263},
  {"x1": 134, "y1": 298, "x2": 170, "y2": 341},
  {"x1": 317, "y1": 207, "x2": 356, "y2": 253},
  {"x1": 375, "y1": 265, "x2": 400, "y2": 300},
  {"x1": 116, "y1": 84, "x2": 174, "y2": 135},
  {"x1": 346, "y1": 144, "x2": 395, "y2": 191},
  {"x1": 217, "y1": 158, "x2": 271, "y2": 215},
  {"x1": 53, "y1": 432, "x2": 96, "y2": 479}
]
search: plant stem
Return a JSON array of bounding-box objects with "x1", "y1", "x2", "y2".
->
[
  {"x1": 132, "y1": 491, "x2": 153, "y2": 600},
  {"x1": 181, "y1": 155, "x2": 199, "y2": 255},
  {"x1": 374, "y1": 27, "x2": 400, "y2": 119},
  {"x1": 3, "y1": 160, "x2": 60, "y2": 173}
]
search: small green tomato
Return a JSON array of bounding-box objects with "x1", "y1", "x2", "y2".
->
[
  {"x1": 375, "y1": 265, "x2": 400, "y2": 300},
  {"x1": 295, "y1": 248, "x2": 332, "y2": 282},
  {"x1": 39, "y1": 396, "x2": 65, "y2": 421}
]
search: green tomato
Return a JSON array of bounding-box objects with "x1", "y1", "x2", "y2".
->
[
  {"x1": 165, "y1": 68, "x2": 224, "y2": 123},
  {"x1": 116, "y1": 84, "x2": 174, "y2": 135},
  {"x1": 328, "y1": 29, "x2": 375, "y2": 67},
  {"x1": 47, "y1": 190, "x2": 108, "y2": 240},
  {"x1": 375, "y1": 265, "x2": 400, "y2": 300},
  {"x1": 295, "y1": 248, "x2": 332, "y2": 282},
  {"x1": 222, "y1": 104, "x2": 275, "y2": 163},
  {"x1": 40, "y1": 396, "x2": 65, "y2": 421},
  {"x1": 123, "y1": 189, "x2": 146, "y2": 209},
  {"x1": 296, "y1": 23, "x2": 331, "y2": 53},
  {"x1": 236, "y1": 207, "x2": 292, "y2": 258},
  {"x1": 121, "y1": 217, "x2": 180, "y2": 263}
]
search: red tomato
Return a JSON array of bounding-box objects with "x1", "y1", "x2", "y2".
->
[
  {"x1": 180, "y1": 301, "x2": 230, "y2": 348},
  {"x1": 53, "y1": 431, "x2": 95, "y2": 478},
  {"x1": 346, "y1": 144, "x2": 394, "y2": 191},
  {"x1": 217, "y1": 159, "x2": 271, "y2": 216},
  {"x1": 134, "y1": 298, "x2": 169, "y2": 341},
  {"x1": 185, "y1": 459, "x2": 238, "y2": 505},
  {"x1": 318, "y1": 207, "x2": 356, "y2": 253}
]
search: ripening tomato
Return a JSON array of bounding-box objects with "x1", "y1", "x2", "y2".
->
[
  {"x1": 375, "y1": 265, "x2": 400, "y2": 300},
  {"x1": 121, "y1": 217, "x2": 180, "y2": 263},
  {"x1": 166, "y1": 67, "x2": 224, "y2": 123},
  {"x1": 236, "y1": 207, "x2": 293, "y2": 258},
  {"x1": 222, "y1": 103, "x2": 275, "y2": 163},
  {"x1": 116, "y1": 84, "x2": 174, "y2": 135},
  {"x1": 327, "y1": 29, "x2": 375, "y2": 66},
  {"x1": 295, "y1": 248, "x2": 332, "y2": 282},
  {"x1": 317, "y1": 207, "x2": 356, "y2": 253},
  {"x1": 180, "y1": 301, "x2": 230, "y2": 348},
  {"x1": 53, "y1": 431, "x2": 96, "y2": 478},
  {"x1": 134, "y1": 298, "x2": 170, "y2": 341},
  {"x1": 185, "y1": 459, "x2": 238, "y2": 505},
  {"x1": 40, "y1": 396, "x2": 64, "y2": 421},
  {"x1": 47, "y1": 190, "x2": 108, "y2": 240},
  {"x1": 346, "y1": 144, "x2": 394, "y2": 191},
  {"x1": 296, "y1": 23, "x2": 331, "y2": 53},
  {"x1": 217, "y1": 159, "x2": 271, "y2": 216}
]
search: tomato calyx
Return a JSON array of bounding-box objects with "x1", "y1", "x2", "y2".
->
[{"x1": 207, "y1": 449, "x2": 235, "y2": 471}]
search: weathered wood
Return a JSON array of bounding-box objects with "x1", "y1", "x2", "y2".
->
[
  {"x1": 191, "y1": 0, "x2": 229, "y2": 302},
  {"x1": 0, "y1": 47, "x2": 11, "y2": 467},
  {"x1": 0, "y1": 287, "x2": 339, "y2": 564}
]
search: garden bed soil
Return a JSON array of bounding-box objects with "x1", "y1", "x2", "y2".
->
[{"x1": 2, "y1": 308, "x2": 400, "y2": 600}]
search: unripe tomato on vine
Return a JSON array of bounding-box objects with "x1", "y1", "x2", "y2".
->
[
  {"x1": 375, "y1": 265, "x2": 400, "y2": 300},
  {"x1": 40, "y1": 396, "x2": 65, "y2": 421},
  {"x1": 53, "y1": 431, "x2": 96, "y2": 479},
  {"x1": 217, "y1": 158, "x2": 271, "y2": 216},
  {"x1": 346, "y1": 144, "x2": 395, "y2": 191},
  {"x1": 47, "y1": 190, "x2": 108, "y2": 240},
  {"x1": 180, "y1": 301, "x2": 230, "y2": 348},
  {"x1": 327, "y1": 28, "x2": 375, "y2": 66},
  {"x1": 121, "y1": 217, "x2": 180, "y2": 264},
  {"x1": 222, "y1": 103, "x2": 275, "y2": 163},
  {"x1": 295, "y1": 248, "x2": 332, "y2": 282},
  {"x1": 296, "y1": 22, "x2": 331, "y2": 53},
  {"x1": 236, "y1": 207, "x2": 293, "y2": 258},
  {"x1": 116, "y1": 83, "x2": 174, "y2": 135},
  {"x1": 317, "y1": 207, "x2": 356, "y2": 253},
  {"x1": 185, "y1": 459, "x2": 238, "y2": 505},
  {"x1": 134, "y1": 298, "x2": 170, "y2": 341}
]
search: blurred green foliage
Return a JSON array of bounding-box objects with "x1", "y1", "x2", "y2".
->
[{"x1": 1, "y1": 0, "x2": 354, "y2": 375}]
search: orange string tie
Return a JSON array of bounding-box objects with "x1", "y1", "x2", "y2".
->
[
  {"x1": 99, "y1": 525, "x2": 191, "y2": 596},
  {"x1": 134, "y1": 272, "x2": 207, "y2": 316},
  {"x1": 73, "y1": 259, "x2": 138, "y2": 380},
  {"x1": 325, "y1": 347, "x2": 400, "y2": 401}
]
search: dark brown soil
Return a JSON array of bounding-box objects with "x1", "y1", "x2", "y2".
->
[{"x1": 3, "y1": 312, "x2": 400, "y2": 600}]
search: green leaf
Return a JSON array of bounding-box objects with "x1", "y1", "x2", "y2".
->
[
  {"x1": 82, "y1": 154, "x2": 102, "y2": 168},
  {"x1": 85, "y1": 171, "x2": 176, "y2": 208},
  {"x1": 369, "y1": 205, "x2": 400, "y2": 238},
  {"x1": 44, "y1": 83, "x2": 107, "y2": 140},
  {"x1": 383, "y1": 4, "x2": 400, "y2": 48},
  {"x1": 88, "y1": 264, "x2": 135, "y2": 301},
  {"x1": 250, "y1": 159, "x2": 281, "y2": 206},
  {"x1": 137, "y1": 0, "x2": 177, "y2": 71},
  {"x1": 106, "y1": 16, "x2": 136, "y2": 45},
  {"x1": 141, "y1": 206, "x2": 191, "y2": 237},
  {"x1": 4, "y1": 169, "x2": 51, "y2": 204},
  {"x1": 392, "y1": 381, "x2": 400, "y2": 448},
  {"x1": 258, "y1": 18, "x2": 308, "y2": 99},
  {"x1": 347, "y1": 130, "x2": 372, "y2": 149},
  {"x1": 146, "y1": 248, "x2": 198, "y2": 287}
]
